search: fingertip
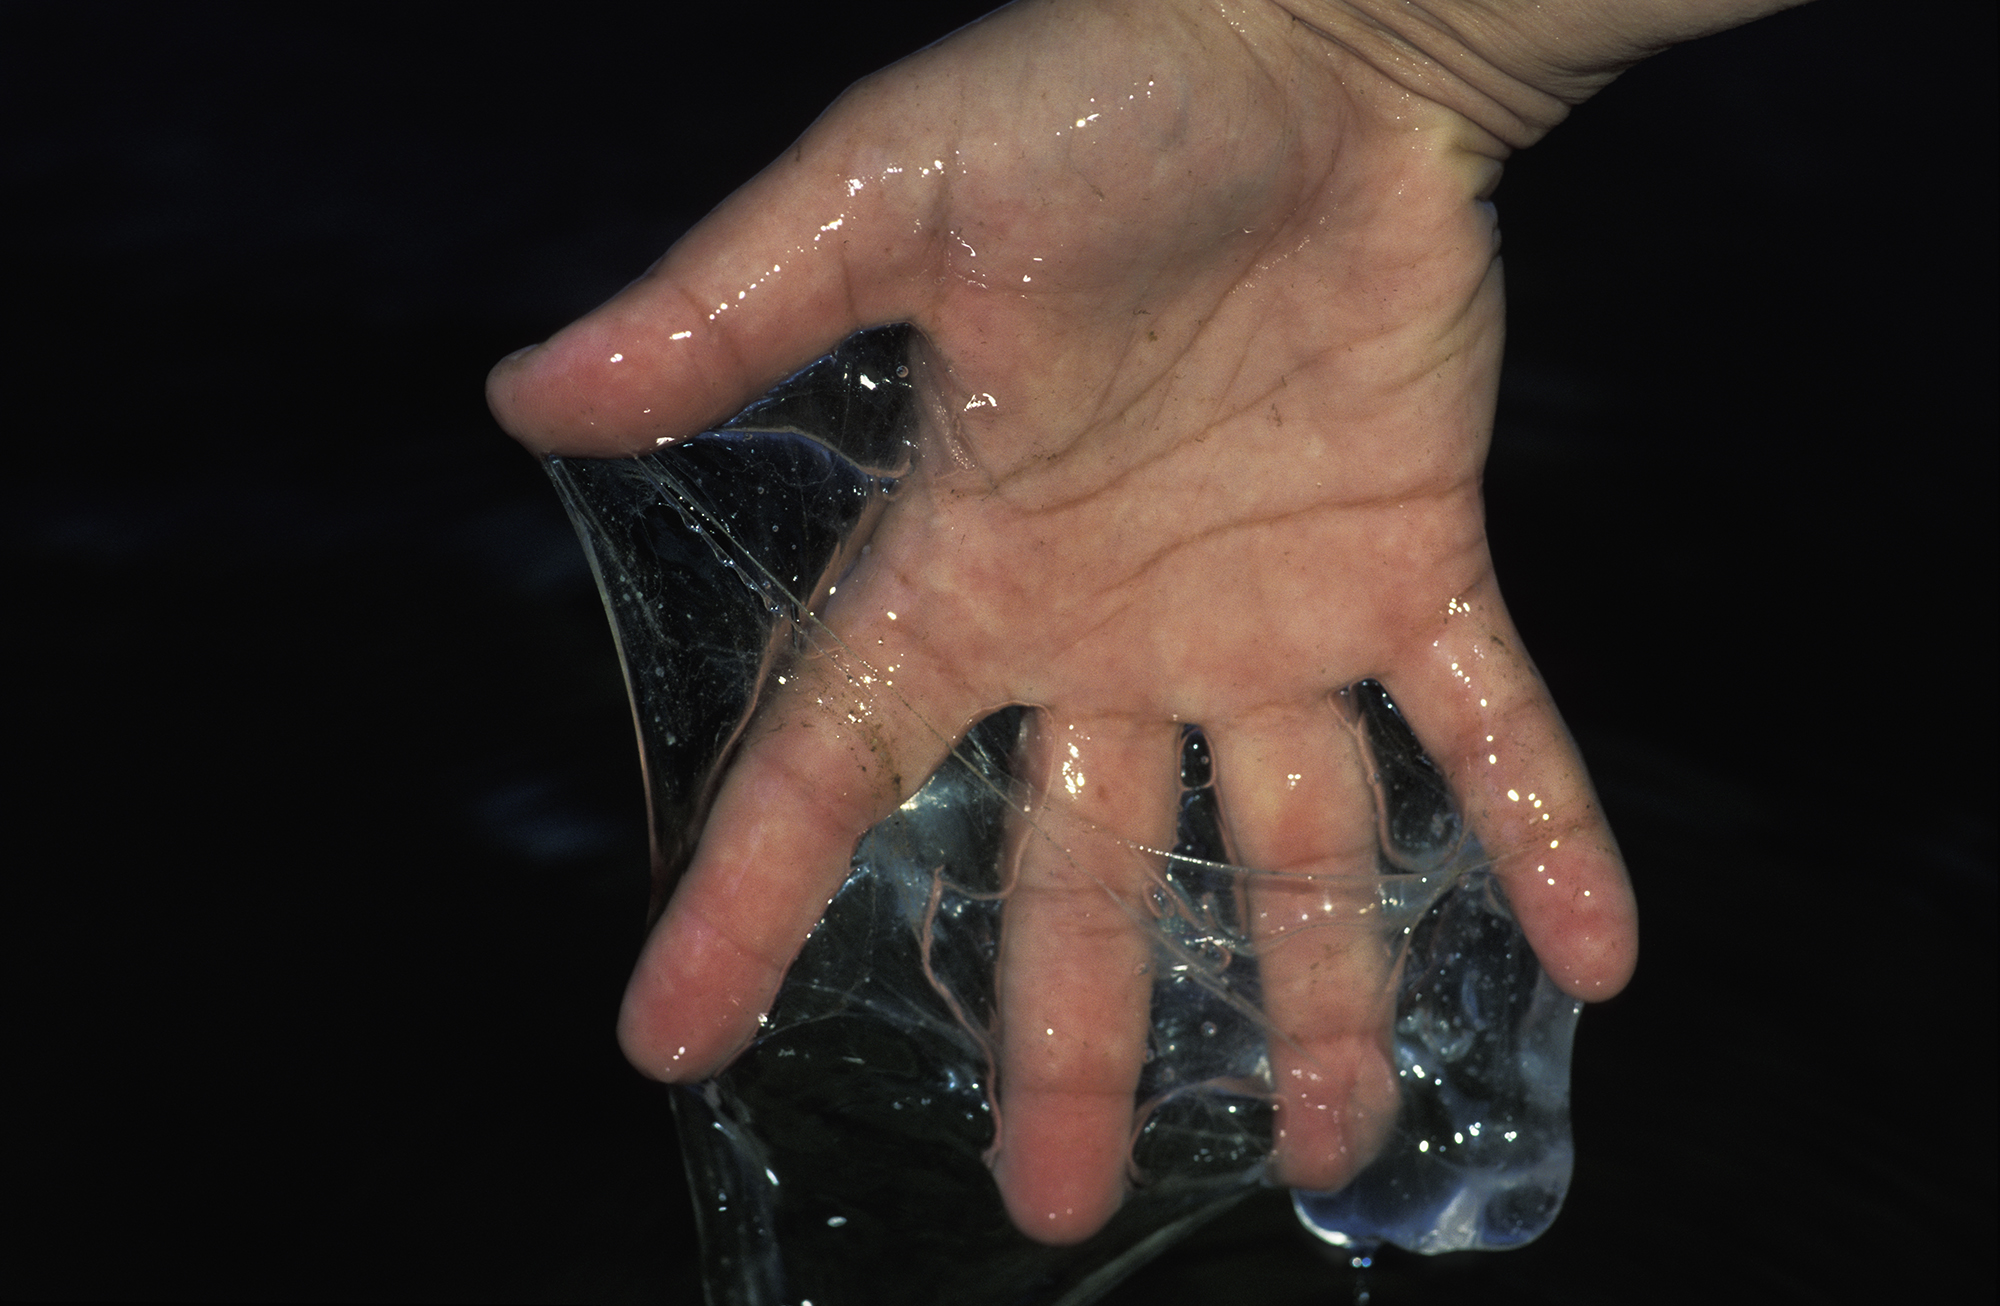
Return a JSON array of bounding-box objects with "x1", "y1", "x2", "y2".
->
[
  {"x1": 614, "y1": 974, "x2": 732, "y2": 1085},
  {"x1": 613, "y1": 990, "x2": 707, "y2": 1084},
  {"x1": 484, "y1": 313, "x2": 678, "y2": 457},
  {"x1": 484, "y1": 344, "x2": 544, "y2": 450},
  {"x1": 1266, "y1": 1019, "x2": 1400, "y2": 1191},
  {"x1": 614, "y1": 903, "x2": 775, "y2": 1084},
  {"x1": 998, "y1": 1195, "x2": 1122, "y2": 1247},
  {"x1": 991, "y1": 1106, "x2": 1129, "y2": 1245},
  {"x1": 1534, "y1": 866, "x2": 1639, "y2": 1001}
]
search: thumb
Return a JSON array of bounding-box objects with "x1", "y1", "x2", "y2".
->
[{"x1": 487, "y1": 85, "x2": 941, "y2": 457}]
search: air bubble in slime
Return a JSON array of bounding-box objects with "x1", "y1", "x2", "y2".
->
[{"x1": 545, "y1": 327, "x2": 1585, "y2": 1304}]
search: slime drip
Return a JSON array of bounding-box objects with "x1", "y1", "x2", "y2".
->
[{"x1": 547, "y1": 327, "x2": 1584, "y2": 1305}]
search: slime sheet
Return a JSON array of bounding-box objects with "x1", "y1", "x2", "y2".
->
[{"x1": 547, "y1": 328, "x2": 1584, "y2": 1305}]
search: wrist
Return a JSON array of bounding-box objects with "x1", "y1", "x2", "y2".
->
[{"x1": 1267, "y1": 0, "x2": 1811, "y2": 147}]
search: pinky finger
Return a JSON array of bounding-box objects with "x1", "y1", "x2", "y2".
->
[{"x1": 1387, "y1": 591, "x2": 1639, "y2": 1000}]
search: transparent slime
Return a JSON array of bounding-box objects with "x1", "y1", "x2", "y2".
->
[{"x1": 548, "y1": 328, "x2": 1585, "y2": 1304}]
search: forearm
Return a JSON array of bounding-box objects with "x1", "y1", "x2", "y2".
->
[{"x1": 1271, "y1": 0, "x2": 1813, "y2": 146}]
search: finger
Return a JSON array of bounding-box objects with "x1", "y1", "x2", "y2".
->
[
  {"x1": 991, "y1": 713, "x2": 1178, "y2": 1245},
  {"x1": 615, "y1": 595, "x2": 976, "y2": 1081},
  {"x1": 1388, "y1": 586, "x2": 1640, "y2": 1000},
  {"x1": 486, "y1": 71, "x2": 947, "y2": 457},
  {"x1": 1211, "y1": 707, "x2": 1399, "y2": 1191}
]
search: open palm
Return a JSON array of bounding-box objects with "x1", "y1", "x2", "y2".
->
[{"x1": 490, "y1": 0, "x2": 1640, "y2": 1245}]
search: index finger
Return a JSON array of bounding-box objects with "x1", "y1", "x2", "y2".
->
[{"x1": 617, "y1": 600, "x2": 979, "y2": 1081}]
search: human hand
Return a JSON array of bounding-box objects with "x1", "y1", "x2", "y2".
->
[{"x1": 479, "y1": 0, "x2": 1772, "y2": 1245}]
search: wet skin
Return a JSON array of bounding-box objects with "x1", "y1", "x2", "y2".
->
[{"x1": 488, "y1": 0, "x2": 1781, "y2": 1246}]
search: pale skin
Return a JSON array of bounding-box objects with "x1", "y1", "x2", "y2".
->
[{"x1": 489, "y1": 0, "x2": 1799, "y2": 1245}]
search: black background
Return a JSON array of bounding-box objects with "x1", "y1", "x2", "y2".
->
[{"x1": 6, "y1": 1, "x2": 1994, "y2": 1302}]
